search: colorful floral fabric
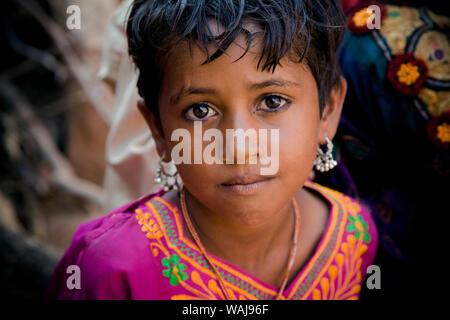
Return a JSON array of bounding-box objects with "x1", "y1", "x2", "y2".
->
[
  {"x1": 427, "y1": 110, "x2": 450, "y2": 150},
  {"x1": 45, "y1": 181, "x2": 378, "y2": 300},
  {"x1": 316, "y1": 4, "x2": 449, "y2": 293},
  {"x1": 387, "y1": 53, "x2": 428, "y2": 95},
  {"x1": 347, "y1": 2, "x2": 386, "y2": 35}
]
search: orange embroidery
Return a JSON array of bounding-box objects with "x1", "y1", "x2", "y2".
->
[
  {"x1": 352, "y1": 8, "x2": 375, "y2": 27},
  {"x1": 137, "y1": 206, "x2": 252, "y2": 300},
  {"x1": 152, "y1": 199, "x2": 274, "y2": 299},
  {"x1": 135, "y1": 181, "x2": 373, "y2": 300},
  {"x1": 136, "y1": 209, "x2": 167, "y2": 257},
  {"x1": 437, "y1": 123, "x2": 450, "y2": 143},
  {"x1": 297, "y1": 184, "x2": 370, "y2": 300},
  {"x1": 397, "y1": 62, "x2": 421, "y2": 85},
  {"x1": 287, "y1": 182, "x2": 347, "y2": 300},
  {"x1": 311, "y1": 234, "x2": 368, "y2": 300},
  {"x1": 171, "y1": 270, "x2": 244, "y2": 300}
]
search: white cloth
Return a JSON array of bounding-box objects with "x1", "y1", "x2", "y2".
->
[{"x1": 98, "y1": 0, "x2": 160, "y2": 211}]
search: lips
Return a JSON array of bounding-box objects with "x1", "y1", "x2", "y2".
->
[
  {"x1": 220, "y1": 174, "x2": 274, "y2": 195},
  {"x1": 221, "y1": 174, "x2": 273, "y2": 186}
]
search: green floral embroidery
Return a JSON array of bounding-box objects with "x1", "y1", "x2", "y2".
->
[
  {"x1": 389, "y1": 10, "x2": 400, "y2": 18},
  {"x1": 162, "y1": 254, "x2": 188, "y2": 286},
  {"x1": 347, "y1": 214, "x2": 371, "y2": 243}
]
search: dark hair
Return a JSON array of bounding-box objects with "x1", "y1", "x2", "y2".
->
[{"x1": 127, "y1": 0, "x2": 346, "y2": 118}]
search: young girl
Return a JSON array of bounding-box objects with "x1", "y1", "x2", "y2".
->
[{"x1": 46, "y1": 0, "x2": 378, "y2": 300}]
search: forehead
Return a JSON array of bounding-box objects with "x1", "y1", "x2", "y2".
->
[
  {"x1": 161, "y1": 17, "x2": 305, "y2": 70},
  {"x1": 161, "y1": 21, "x2": 265, "y2": 73},
  {"x1": 157, "y1": 22, "x2": 312, "y2": 105}
]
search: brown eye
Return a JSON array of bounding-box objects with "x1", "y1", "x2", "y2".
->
[
  {"x1": 193, "y1": 105, "x2": 209, "y2": 118},
  {"x1": 265, "y1": 95, "x2": 282, "y2": 109},
  {"x1": 183, "y1": 103, "x2": 218, "y2": 121},
  {"x1": 258, "y1": 95, "x2": 291, "y2": 112}
]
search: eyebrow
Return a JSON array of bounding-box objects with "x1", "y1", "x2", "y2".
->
[{"x1": 170, "y1": 78, "x2": 301, "y2": 105}]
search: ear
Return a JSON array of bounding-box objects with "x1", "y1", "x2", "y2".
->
[
  {"x1": 137, "y1": 99, "x2": 171, "y2": 161},
  {"x1": 318, "y1": 76, "x2": 347, "y2": 144}
]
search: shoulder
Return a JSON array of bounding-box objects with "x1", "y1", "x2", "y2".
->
[
  {"x1": 73, "y1": 190, "x2": 166, "y2": 266},
  {"x1": 295, "y1": 181, "x2": 379, "y2": 299},
  {"x1": 45, "y1": 190, "x2": 166, "y2": 299},
  {"x1": 305, "y1": 180, "x2": 378, "y2": 266}
]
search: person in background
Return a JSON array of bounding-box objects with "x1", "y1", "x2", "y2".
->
[{"x1": 316, "y1": 0, "x2": 449, "y2": 298}]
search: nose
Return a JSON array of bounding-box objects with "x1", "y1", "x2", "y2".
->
[{"x1": 220, "y1": 106, "x2": 260, "y2": 165}]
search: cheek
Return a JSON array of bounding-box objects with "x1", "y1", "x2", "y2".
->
[
  {"x1": 279, "y1": 130, "x2": 317, "y2": 173},
  {"x1": 175, "y1": 163, "x2": 223, "y2": 210},
  {"x1": 278, "y1": 108, "x2": 319, "y2": 179},
  {"x1": 175, "y1": 162, "x2": 221, "y2": 193}
]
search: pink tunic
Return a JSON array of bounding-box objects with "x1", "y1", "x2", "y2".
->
[{"x1": 45, "y1": 181, "x2": 378, "y2": 300}]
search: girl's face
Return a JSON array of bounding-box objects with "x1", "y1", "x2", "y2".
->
[{"x1": 140, "y1": 31, "x2": 345, "y2": 227}]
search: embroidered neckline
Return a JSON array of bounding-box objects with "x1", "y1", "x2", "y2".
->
[{"x1": 138, "y1": 180, "x2": 346, "y2": 299}]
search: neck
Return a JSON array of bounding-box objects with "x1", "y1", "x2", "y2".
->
[{"x1": 182, "y1": 188, "x2": 295, "y2": 273}]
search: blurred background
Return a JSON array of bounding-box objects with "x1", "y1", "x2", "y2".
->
[{"x1": 0, "y1": 0, "x2": 119, "y2": 299}]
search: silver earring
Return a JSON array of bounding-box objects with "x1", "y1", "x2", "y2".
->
[
  {"x1": 314, "y1": 137, "x2": 337, "y2": 172},
  {"x1": 154, "y1": 160, "x2": 180, "y2": 191}
]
